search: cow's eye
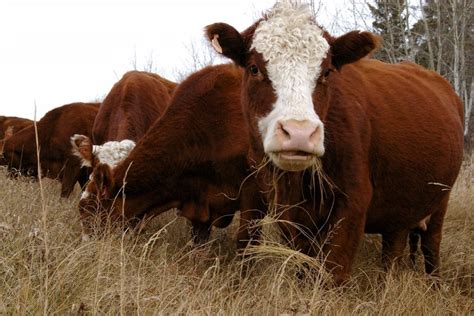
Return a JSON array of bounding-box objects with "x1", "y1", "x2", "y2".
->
[
  {"x1": 323, "y1": 69, "x2": 332, "y2": 78},
  {"x1": 248, "y1": 64, "x2": 259, "y2": 76}
]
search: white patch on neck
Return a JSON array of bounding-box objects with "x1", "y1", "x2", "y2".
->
[
  {"x1": 92, "y1": 139, "x2": 136, "y2": 168},
  {"x1": 251, "y1": 1, "x2": 329, "y2": 153}
]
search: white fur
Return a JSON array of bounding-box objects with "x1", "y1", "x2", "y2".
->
[
  {"x1": 251, "y1": 1, "x2": 328, "y2": 156},
  {"x1": 80, "y1": 159, "x2": 92, "y2": 168},
  {"x1": 80, "y1": 190, "x2": 90, "y2": 200},
  {"x1": 92, "y1": 139, "x2": 136, "y2": 168},
  {"x1": 79, "y1": 139, "x2": 135, "y2": 199},
  {"x1": 70, "y1": 134, "x2": 93, "y2": 167}
]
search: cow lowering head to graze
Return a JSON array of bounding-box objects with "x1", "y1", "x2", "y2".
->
[
  {"x1": 0, "y1": 117, "x2": 33, "y2": 165},
  {"x1": 92, "y1": 71, "x2": 177, "y2": 145},
  {"x1": 72, "y1": 64, "x2": 264, "y2": 245},
  {"x1": 206, "y1": 0, "x2": 464, "y2": 285},
  {"x1": 0, "y1": 127, "x2": 15, "y2": 164},
  {"x1": 2, "y1": 102, "x2": 99, "y2": 197}
]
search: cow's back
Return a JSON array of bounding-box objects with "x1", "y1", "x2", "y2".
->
[
  {"x1": 110, "y1": 64, "x2": 247, "y2": 194},
  {"x1": 0, "y1": 116, "x2": 33, "y2": 138},
  {"x1": 325, "y1": 59, "x2": 464, "y2": 233},
  {"x1": 38, "y1": 102, "x2": 99, "y2": 173},
  {"x1": 93, "y1": 71, "x2": 175, "y2": 144},
  {"x1": 2, "y1": 102, "x2": 99, "y2": 195}
]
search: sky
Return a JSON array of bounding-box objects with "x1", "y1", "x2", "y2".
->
[{"x1": 0, "y1": 0, "x2": 352, "y2": 120}]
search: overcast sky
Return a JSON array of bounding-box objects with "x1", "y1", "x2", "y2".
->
[{"x1": 0, "y1": 0, "x2": 353, "y2": 120}]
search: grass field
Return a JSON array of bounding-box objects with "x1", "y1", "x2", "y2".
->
[{"x1": 0, "y1": 160, "x2": 472, "y2": 314}]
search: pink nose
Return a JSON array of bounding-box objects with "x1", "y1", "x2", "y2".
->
[{"x1": 276, "y1": 119, "x2": 322, "y2": 153}]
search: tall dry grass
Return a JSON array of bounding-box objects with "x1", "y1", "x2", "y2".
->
[{"x1": 0, "y1": 162, "x2": 472, "y2": 314}]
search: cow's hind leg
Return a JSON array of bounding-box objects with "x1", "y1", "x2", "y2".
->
[
  {"x1": 191, "y1": 221, "x2": 212, "y2": 245},
  {"x1": 420, "y1": 194, "x2": 449, "y2": 277},
  {"x1": 408, "y1": 230, "x2": 421, "y2": 267},
  {"x1": 382, "y1": 229, "x2": 409, "y2": 270},
  {"x1": 60, "y1": 158, "x2": 82, "y2": 198}
]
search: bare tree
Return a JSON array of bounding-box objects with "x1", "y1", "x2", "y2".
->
[{"x1": 172, "y1": 38, "x2": 217, "y2": 82}]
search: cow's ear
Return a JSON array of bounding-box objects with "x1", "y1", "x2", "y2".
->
[
  {"x1": 205, "y1": 23, "x2": 247, "y2": 67},
  {"x1": 331, "y1": 31, "x2": 380, "y2": 70},
  {"x1": 4, "y1": 126, "x2": 14, "y2": 139},
  {"x1": 71, "y1": 134, "x2": 94, "y2": 167},
  {"x1": 93, "y1": 164, "x2": 114, "y2": 199}
]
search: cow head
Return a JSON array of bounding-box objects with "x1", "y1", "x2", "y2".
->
[
  {"x1": 206, "y1": 1, "x2": 378, "y2": 171},
  {"x1": 70, "y1": 134, "x2": 135, "y2": 237}
]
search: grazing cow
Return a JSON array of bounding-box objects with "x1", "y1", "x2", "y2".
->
[
  {"x1": 205, "y1": 1, "x2": 464, "y2": 285},
  {"x1": 92, "y1": 71, "x2": 177, "y2": 144},
  {"x1": 0, "y1": 117, "x2": 33, "y2": 165},
  {"x1": 0, "y1": 116, "x2": 33, "y2": 139},
  {"x1": 72, "y1": 64, "x2": 263, "y2": 244},
  {"x1": 2, "y1": 102, "x2": 100, "y2": 197}
]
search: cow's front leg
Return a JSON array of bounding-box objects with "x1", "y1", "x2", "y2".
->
[
  {"x1": 321, "y1": 180, "x2": 372, "y2": 286},
  {"x1": 236, "y1": 180, "x2": 266, "y2": 250}
]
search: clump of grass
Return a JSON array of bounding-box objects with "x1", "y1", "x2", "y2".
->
[{"x1": 0, "y1": 163, "x2": 472, "y2": 314}]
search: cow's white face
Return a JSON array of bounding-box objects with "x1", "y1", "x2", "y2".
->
[
  {"x1": 71, "y1": 135, "x2": 136, "y2": 240},
  {"x1": 250, "y1": 2, "x2": 328, "y2": 171},
  {"x1": 70, "y1": 135, "x2": 135, "y2": 200}
]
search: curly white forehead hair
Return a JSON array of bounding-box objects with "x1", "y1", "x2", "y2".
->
[{"x1": 252, "y1": 0, "x2": 329, "y2": 159}]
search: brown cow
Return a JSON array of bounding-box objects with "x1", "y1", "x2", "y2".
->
[
  {"x1": 92, "y1": 71, "x2": 177, "y2": 144},
  {"x1": 0, "y1": 117, "x2": 33, "y2": 162},
  {"x1": 2, "y1": 102, "x2": 100, "y2": 197},
  {"x1": 0, "y1": 116, "x2": 33, "y2": 139},
  {"x1": 72, "y1": 64, "x2": 263, "y2": 244},
  {"x1": 206, "y1": 1, "x2": 464, "y2": 285}
]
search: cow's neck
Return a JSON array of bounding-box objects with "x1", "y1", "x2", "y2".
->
[{"x1": 111, "y1": 105, "x2": 223, "y2": 195}]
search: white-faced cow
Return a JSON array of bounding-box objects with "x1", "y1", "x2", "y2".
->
[
  {"x1": 1, "y1": 102, "x2": 100, "y2": 197},
  {"x1": 206, "y1": 1, "x2": 464, "y2": 285},
  {"x1": 72, "y1": 64, "x2": 263, "y2": 244}
]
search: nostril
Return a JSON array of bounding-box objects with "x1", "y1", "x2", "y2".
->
[
  {"x1": 310, "y1": 125, "x2": 321, "y2": 143},
  {"x1": 278, "y1": 122, "x2": 291, "y2": 139}
]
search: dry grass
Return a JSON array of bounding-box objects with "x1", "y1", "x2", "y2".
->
[{"x1": 0, "y1": 163, "x2": 472, "y2": 315}]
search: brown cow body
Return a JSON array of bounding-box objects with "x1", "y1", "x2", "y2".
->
[
  {"x1": 92, "y1": 71, "x2": 177, "y2": 144},
  {"x1": 207, "y1": 1, "x2": 464, "y2": 285},
  {"x1": 0, "y1": 117, "x2": 33, "y2": 161},
  {"x1": 75, "y1": 64, "x2": 262, "y2": 243},
  {"x1": 0, "y1": 116, "x2": 33, "y2": 139},
  {"x1": 2, "y1": 102, "x2": 99, "y2": 197}
]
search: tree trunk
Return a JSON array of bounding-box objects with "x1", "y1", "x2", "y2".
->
[{"x1": 419, "y1": 0, "x2": 435, "y2": 69}]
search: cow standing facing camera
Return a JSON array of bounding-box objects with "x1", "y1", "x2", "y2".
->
[{"x1": 206, "y1": 0, "x2": 464, "y2": 285}]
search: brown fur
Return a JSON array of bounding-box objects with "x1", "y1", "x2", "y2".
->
[
  {"x1": 0, "y1": 116, "x2": 33, "y2": 139},
  {"x1": 206, "y1": 19, "x2": 464, "y2": 285},
  {"x1": 2, "y1": 103, "x2": 99, "y2": 197},
  {"x1": 79, "y1": 65, "x2": 264, "y2": 245},
  {"x1": 0, "y1": 117, "x2": 33, "y2": 162},
  {"x1": 93, "y1": 71, "x2": 177, "y2": 144}
]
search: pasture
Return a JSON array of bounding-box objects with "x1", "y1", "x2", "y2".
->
[{"x1": 0, "y1": 160, "x2": 472, "y2": 314}]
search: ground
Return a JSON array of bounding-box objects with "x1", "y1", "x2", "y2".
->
[{"x1": 0, "y1": 159, "x2": 472, "y2": 314}]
